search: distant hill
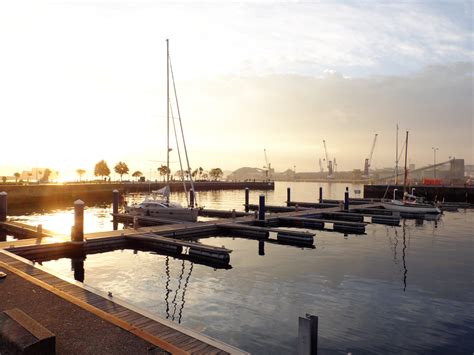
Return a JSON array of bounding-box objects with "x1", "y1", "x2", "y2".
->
[{"x1": 227, "y1": 167, "x2": 266, "y2": 181}]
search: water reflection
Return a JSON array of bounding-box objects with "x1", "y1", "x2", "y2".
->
[
  {"x1": 402, "y1": 220, "x2": 408, "y2": 292},
  {"x1": 71, "y1": 257, "x2": 85, "y2": 283},
  {"x1": 258, "y1": 240, "x2": 265, "y2": 256},
  {"x1": 163, "y1": 256, "x2": 194, "y2": 323}
]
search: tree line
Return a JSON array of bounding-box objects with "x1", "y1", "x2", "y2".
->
[{"x1": 75, "y1": 160, "x2": 224, "y2": 182}]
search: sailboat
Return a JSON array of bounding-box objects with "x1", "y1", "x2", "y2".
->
[
  {"x1": 381, "y1": 131, "x2": 441, "y2": 215},
  {"x1": 125, "y1": 39, "x2": 199, "y2": 222}
]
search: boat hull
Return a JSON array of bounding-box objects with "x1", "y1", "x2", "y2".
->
[
  {"x1": 125, "y1": 206, "x2": 199, "y2": 222},
  {"x1": 381, "y1": 202, "x2": 441, "y2": 214}
]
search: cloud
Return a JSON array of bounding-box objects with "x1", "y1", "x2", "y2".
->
[{"x1": 180, "y1": 62, "x2": 473, "y2": 170}]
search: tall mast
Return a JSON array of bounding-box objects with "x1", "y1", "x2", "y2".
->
[
  {"x1": 395, "y1": 124, "x2": 399, "y2": 185},
  {"x1": 166, "y1": 39, "x2": 170, "y2": 186},
  {"x1": 403, "y1": 131, "x2": 409, "y2": 193}
]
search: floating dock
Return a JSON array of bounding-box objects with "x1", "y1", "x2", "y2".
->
[{"x1": 0, "y1": 187, "x2": 401, "y2": 354}]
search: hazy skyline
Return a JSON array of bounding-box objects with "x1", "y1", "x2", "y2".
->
[{"x1": 1, "y1": 1, "x2": 472, "y2": 180}]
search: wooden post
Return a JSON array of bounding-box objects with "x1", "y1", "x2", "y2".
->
[
  {"x1": 231, "y1": 209, "x2": 236, "y2": 219},
  {"x1": 72, "y1": 200, "x2": 84, "y2": 242},
  {"x1": 319, "y1": 187, "x2": 322, "y2": 203},
  {"x1": 113, "y1": 190, "x2": 119, "y2": 214},
  {"x1": 344, "y1": 190, "x2": 349, "y2": 211},
  {"x1": 258, "y1": 194, "x2": 265, "y2": 221},
  {"x1": 287, "y1": 187, "x2": 291, "y2": 206},
  {"x1": 298, "y1": 314, "x2": 318, "y2": 355},
  {"x1": 244, "y1": 188, "x2": 250, "y2": 212},
  {"x1": 0, "y1": 192, "x2": 7, "y2": 222},
  {"x1": 189, "y1": 189, "x2": 195, "y2": 208},
  {"x1": 37, "y1": 224, "x2": 43, "y2": 238}
]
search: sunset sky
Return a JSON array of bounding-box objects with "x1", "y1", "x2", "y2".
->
[{"x1": 0, "y1": 1, "x2": 472, "y2": 180}]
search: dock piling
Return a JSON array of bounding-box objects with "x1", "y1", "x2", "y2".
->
[
  {"x1": 37, "y1": 224, "x2": 43, "y2": 238},
  {"x1": 0, "y1": 192, "x2": 7, "y2": 222},
  {"x1": 113, "y1": 190, "x2": 119, "y2": 230},
  {"x1": 298, "y1": 314, "x2": 318, "y2": 355},
  {"x1": 344, "y1": 190, "x2": 349, "y2": 211},
  {"x1": 72, "y1": 200, "x2": 84, "y2": 242},
  {"x1": 189, "y1": 189, "x2": 195, "y2": 208},
  {"x1": 258, "y1": 195, "x2": 266, "y2": 221},
  {"x1": 319, "y1": 187, "x2": 322, "y2": 204},
  {"x1": 287, "y1": 187, "x2": 291, "y2": 206},
  {"x1": 244, "y1": 188, "x2": 250, "y2": 212}
]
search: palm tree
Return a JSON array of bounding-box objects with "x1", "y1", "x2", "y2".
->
[
  {"x1": 158, "y1": 165, "x2": 171, "y2": 182},
  {"x1": 132, "y1": 171, "x2": 143, "y2": 181},
  {"x1": 13, "y1": 172, "x2": 20, "y2": 183},
  {"x1": 76, "y1": 169, "x2": 86, "y2": 182}
]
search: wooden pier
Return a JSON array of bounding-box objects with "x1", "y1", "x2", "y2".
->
[{"x1": 0, "y1": 249, "x2": 246, "y2": 354}]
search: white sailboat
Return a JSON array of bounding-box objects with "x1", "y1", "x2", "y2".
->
[
  {"x1": 125, "y1": 39, "x2": 199, "y2": 222},
  {"x1": 382, "y1": 189, "x2": 441, "y2": 214},
  {"x1": 382, "y1": 131, "x2": 441, "y2": 215}
]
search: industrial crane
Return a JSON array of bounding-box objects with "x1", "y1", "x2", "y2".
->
[
  {"x1": 323, "y1": 140, "x2": 334, "y2": 178},
  {"x1": 363, "y1": 133, "x2": 378, "y2": 177},
  {"x1": 333, "y1": 157, "x2": 338, "y2": 173},
  {"x1": 263, "y1": 148, "x2": 272, "y2": 181}
]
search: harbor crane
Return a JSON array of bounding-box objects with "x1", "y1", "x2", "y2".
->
[
  {"x1": 263, "y1": 148, "x2": 272, "y2": 181},
  {"x1": 323, "y1": 140, "x2": 334, "y2": 178},
  {"x1": 363, "y1": 133, "x2": 378, "y2": 177}
]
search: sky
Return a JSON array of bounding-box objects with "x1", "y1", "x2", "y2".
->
[{"x1": 0, "y1": 0, "x2": 472, "y2": 180}]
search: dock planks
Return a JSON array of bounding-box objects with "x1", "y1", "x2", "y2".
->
[{"x1": 0, "y1": 250, "x2": 246, "y2": 355}]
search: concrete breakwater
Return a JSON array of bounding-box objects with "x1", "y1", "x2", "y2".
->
[
  {"x1": 0, "y1": 181, "x2": 274, "y2": 211},
  {"x1": 364, "y1": 184, "x2": 474, "y2": 203}
]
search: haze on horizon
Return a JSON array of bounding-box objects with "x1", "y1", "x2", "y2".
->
[{"x1": 1, "y1": 1, "x2": 472, "y2": 181}]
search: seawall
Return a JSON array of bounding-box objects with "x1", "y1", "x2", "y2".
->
[
  {"x1": 364, "y1": 184, "x2": 474, "y2": 203},
  {"x1": 0, "y1": 181, "x2": 274, "y2": 212}
]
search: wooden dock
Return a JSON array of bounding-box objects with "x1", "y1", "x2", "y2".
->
[
  {"x1": 0, "y1": 195, "x2": 389, "y2": 354},
  {"x1": 0, "y1": 249, "x2": 247, "y2": 354}
]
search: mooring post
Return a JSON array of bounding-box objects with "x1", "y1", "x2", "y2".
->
[
  {"x1": 344, "y1": 190, "x2": 349, "y2": 211},
  {"x1": 189, "y1": 189, "x2": 195, "y2": 208},
  {"x1": 298, "y1": 314, "x2": 318, "y2": 355},
  {"x1": 244, "y1": 188, "x2": 250, "y2": 212},
  {"x1": 113, "y1": 190, "x2": 119, "y2": 214},
  {"x1": 72, "y1": 199, "x2": 84, "y2": 242},
  {"x1": 258, "y1": 194, "x2": 266, "y2": 221},
  {"x1": 0, "y1": 192, "x2": 7, "y2": 222},
  {"x1": 287, "y1": 187, "x2": 291, "y2": 206},
  {"x1": 319, "y1": 187, "x2": 322, "y2": 203},
  {"x1": 232, "y1": 209, "x2": 236, "y2": 219},
  {"x1": 37, "y1": 224, "x2": 43, "y2": 238},
  {"x1": 112, "y1": 190, "x2": 119, "y2": 231}
]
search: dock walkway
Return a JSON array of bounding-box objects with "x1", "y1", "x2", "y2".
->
[{"x1": 0, "y1": 249, "x2": 247, "y2": 354}]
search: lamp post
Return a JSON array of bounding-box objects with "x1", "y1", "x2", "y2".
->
[{"x1": 432, "y1": 147, "x2": 439, "y2": 179}]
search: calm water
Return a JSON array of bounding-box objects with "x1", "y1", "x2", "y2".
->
[{"x1": 9, "y1": 182, "x2": 474, "y2": 354}]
